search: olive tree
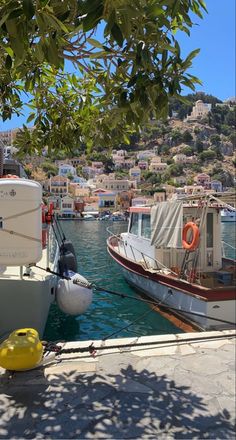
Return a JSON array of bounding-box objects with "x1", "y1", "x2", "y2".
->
[{"x1": 0, "y1": 0, "x2": 207, "y2": 154}]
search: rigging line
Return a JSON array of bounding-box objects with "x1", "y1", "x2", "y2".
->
[
  {"x1": 102, "y1": 307, "x2": 155, "y2": 341},
  {"x1": 34, "y1": 265, "x2": 71, "y2": 280},
  {"x1": 30, "y1": 264, "x2": 235, "y2": 326},
  {"x1": 3, "y1": 204, "x2": 42, "y2": 221},
  {"x1": 55, "y1": 217, "x2": 66, "y2": 241},
  {"x1": 51, "y1": 221, "x2": 62, "y2": 247},
  {"x1": 103, "y1": 293, "x2": 173, "y2": 341},
  {"x1": 57, "y1": 332, "x2": 236, "y2": 355},
  {"x1": 222, "y1": 240, "x2": 236, "y2": 250},
  {"x1": 54, "y1": 216, "x2": 65, "y2": 243},
  {"x1": 0, "y1": 228, "x2": 41, "y2": 243}
]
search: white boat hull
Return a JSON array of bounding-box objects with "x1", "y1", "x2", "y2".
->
[
  {"x1": 122, "y1": 267, "x2": 235, "y2": 330},
  {"x1": 0, "y1": 275, "x2": 57, "y2": 340}
]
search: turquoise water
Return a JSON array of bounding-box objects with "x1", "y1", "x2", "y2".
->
[
  {"x1": 221, "y1": 223, "x2": 236, "y2": 260},
  {"x1": 44, "y1": 221, "x2": 180, "y2": 341},
  {"x1": 44, "y1": 221, "x2": 235, "y2": 342}
]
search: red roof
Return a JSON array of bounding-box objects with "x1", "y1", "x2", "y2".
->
[{"x1": 129, "y1": 206, "x2": 151, "y2": 213}]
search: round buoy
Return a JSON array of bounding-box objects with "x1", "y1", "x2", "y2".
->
[{"x1": 56, "y1": 273, "x2": 93, "y2": 315}]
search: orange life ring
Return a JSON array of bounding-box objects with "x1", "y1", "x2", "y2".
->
[{"x1": 182, "y1": 222, "x2": 200, "y2": 251}]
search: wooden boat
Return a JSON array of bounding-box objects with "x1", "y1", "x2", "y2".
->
[{"x1": 107, "y1": 196, "x2": 236, "y2": 330}]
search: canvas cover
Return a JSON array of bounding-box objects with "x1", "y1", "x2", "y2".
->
[{"x1": 151, "y1": 201, "x2": 183, "y2": 248}]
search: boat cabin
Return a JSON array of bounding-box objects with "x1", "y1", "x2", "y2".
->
[{"x1": 122, "y1": 203, "x2": 222, "y2": 275}]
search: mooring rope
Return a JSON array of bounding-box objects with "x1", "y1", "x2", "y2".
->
[
  {"x1": 43, "y1": 332, "x2": 236, "y2": 357},
  {"x1": 32, "y1": 264, "x2": 236, "y2": 327}
]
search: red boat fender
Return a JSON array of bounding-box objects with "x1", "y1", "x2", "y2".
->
[
  {"x1": 45, "y1": 203, "x2": 54, "y2": 223},
  {"x1": 182, "y1": 222, "x2": 200, "y2": 251},
  {"x1": 42, "y1": 228, "x2": 48, "y2": 248}
]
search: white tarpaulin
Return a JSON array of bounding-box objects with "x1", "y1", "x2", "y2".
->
[{"x1": 151, "y1": 201, "x2": 183, "y2": 248}]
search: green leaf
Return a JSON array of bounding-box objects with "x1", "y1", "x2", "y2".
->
[
  {"x1": 82, "y1": 7, "x2": 103, "y2": 32},
  {"x1": 6, "y1": 19, "x2": 18, "y2": 37},
  {"x1": 111, "y1": 23, "x2": 124, "y2": 47},
  {"x1": 0, "y1": 13, "x2": 10, "y2": 28},
  {"x1": 23, "y1": 0, "x2": 35, "y2": 20},
  {"x1": 5, "y1": 47, "x2": 14, "y2": 57},
  {"x1": 27, "y1": 113, "x2": 35, "y2": 123},
  {"x1": 5, "y1": 54, "x2": 12, "y2": 69},
  {"x1": 184, "y1": 48, "x2": 200, "y2": 66},
  {"x1": 198, "y1": 0, "x2": 208, "y2": 13},
  {"x1": 87, "y1": 38, "x2": 104, "y2": 49}
]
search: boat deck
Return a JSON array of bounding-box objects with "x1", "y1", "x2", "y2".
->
[
  {"x1": 109, "y1": 239, "x2": 236, "y2": 291},
  {"x1": 0, "y1": 247, "x2": 52, "y2": 282}
]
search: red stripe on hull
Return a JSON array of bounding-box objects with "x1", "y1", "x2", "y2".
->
[{"x1": 108, "y1": 244, "x2": 235, "y2": 302}]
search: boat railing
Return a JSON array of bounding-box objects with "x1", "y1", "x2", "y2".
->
[
  {"x1": 222, "y1": 240, "x2": 236, "y2": 259},
  {"x1": 107, "y1": 227, "x2": 179, "y2": 276}
]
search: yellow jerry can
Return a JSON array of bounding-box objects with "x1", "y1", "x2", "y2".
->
[{"x1": 0, "y1": 328, "x2": 43, "y2": 371}]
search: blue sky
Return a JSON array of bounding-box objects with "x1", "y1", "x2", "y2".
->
[{"x1": 1, "y1": 0, "x2": 235, "y2": 131}]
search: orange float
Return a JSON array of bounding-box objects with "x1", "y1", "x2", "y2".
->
[{"x1": 182, "y1": 222, "x2": 200, "y2": 251}]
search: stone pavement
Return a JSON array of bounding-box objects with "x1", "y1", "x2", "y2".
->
[{"x1": 0, "y1": 330, "x2": 235, "y2": 439}]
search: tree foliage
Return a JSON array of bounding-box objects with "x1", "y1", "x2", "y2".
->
[{"x1": 0, "y1": 0, "x2": 207, "y2": 154}]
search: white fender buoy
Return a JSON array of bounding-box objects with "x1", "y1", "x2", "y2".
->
[{"x1": 56, "y1": 272, "x2": 93, "y2": 316}]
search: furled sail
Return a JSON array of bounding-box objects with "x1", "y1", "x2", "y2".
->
[{"x1": 151, "y1": 201, "x2": 183, "y2": 248}]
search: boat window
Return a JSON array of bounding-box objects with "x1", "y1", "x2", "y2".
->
[
  {"x1": 141, "y1": 214, "x2": 151, "y2": 239},
  {"x1": 129, "y1": 213, "x2": 139, "y2": 235},
  {"x1": 207, "y1": 213, "x2": 213, "y2": 247}
]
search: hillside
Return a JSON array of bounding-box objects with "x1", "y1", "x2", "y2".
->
[{"x1": 19, "y1": 92, "x2": 236, "y2": 189}]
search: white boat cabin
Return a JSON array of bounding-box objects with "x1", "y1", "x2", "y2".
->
[{"x1": 121, "y1": 203, "x2": 222, "y2": 274}]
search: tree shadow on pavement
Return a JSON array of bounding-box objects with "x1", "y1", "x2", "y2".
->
[{"x1": 0, "y1": 364, "x2": 235, "y2": 439}]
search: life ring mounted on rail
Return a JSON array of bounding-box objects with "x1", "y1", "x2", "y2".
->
[{"x1": 182, "y1": 222, "x2": 200, "y2": 251}]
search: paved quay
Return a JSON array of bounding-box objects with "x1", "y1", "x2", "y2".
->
[{"x1": 0, "y1": 330, "x2": 235, "y2": 439}]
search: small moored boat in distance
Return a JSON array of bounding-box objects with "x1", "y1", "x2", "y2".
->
[
  {"x1": 221, "y1": 208, "x2": 236, "y2": 222},
  {"x1": 107, "y1": 195, "x2": 236, "y2": 331}
]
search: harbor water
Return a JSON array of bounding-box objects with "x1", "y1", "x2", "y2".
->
[{"x1": 44, "y1": 221, "x2": 235, "y2": 342}]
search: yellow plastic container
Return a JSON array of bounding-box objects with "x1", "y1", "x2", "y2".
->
[{"x1": 0, "y1": 328, "x2": 43, "y2": 371}]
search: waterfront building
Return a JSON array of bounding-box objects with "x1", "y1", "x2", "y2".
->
[
  {"x1": 59, "y1": 163, "x2": 77, "y2": 177},
  {"x1": 173, "y1": 176, "x2": 187, "y2": 186},
  {"x1": 194, "y1": 173, "x2": 211, "y2": 187},
  {"x1": 74, "y1": 198, "x2": 85, "y2": 214},
  {"x1": 173, "y1": 154, "x2": 197, "y2": 164},
  {"x1": 137, "y1": 150, "x2": 156, "y2": 160},
  {"x1": 69, "y1": 183, "x2": 90, "y2": 197},
  {"x1": 82, "y1": 166, "x2": 104, "y2": 178},
  {"x1": 60, "y1": 195, "x2": 75, "y2": 216},
  {"x1": 0, "y1": 128, "x2": 19, "y2": 146},
  {"x1": 112, "y1": 149, "x2": 127, "y2": 160},
  {"x1": 83, "y1": 196, "x2": 99, "y2": 213},
  {"x1": 98, "y1": 177, "x2": 134, "y2": 193},
  {"x1": 132, "y1": 196, "x2": 154, "y2": 206},
  {"x1": 183, "y1": 184, "x2": 205, "y2": 196},
  {"x1": 153, "y1": 191, "x2": 166, "y2": 203},
  {"x1": 162, "y1": 184, "x2": 176, "y2": 200},
  {"x1": 116, "y1": 191, "x2": 133, "y2": 211},
  {"x1": 129, "y1": 167, "x2": 141, "y2": 182},
  {"x1": 49, "y1": 175, "x2": 69, "y2": 195},
  {"x1": 93, "y1": 189, "x2": 116, "y2": 213},
  {"x1": 149, "y1": 156, "x2": 167, "y2": 173},
  {"x1": 138, "y1": 160, "x2": 148, "y2": 170},
  {"x1": 210, "y1": 180, "x2": 223, "y2": 192},
  {"x1": 70, "y1": 157, "x2": 81, "y2": 167},
  {"x1": 114, "y1": 158, "x2": 135, "y2": 169},
  {"x1": 47, "y1": 195, "x2": 61, "y2": 210},
  {"x1": 91, "y1": 161, "x2": 104, "y2": 173}
]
